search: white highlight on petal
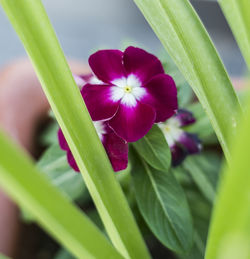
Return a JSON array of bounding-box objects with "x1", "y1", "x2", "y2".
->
[
  {"x1": 126, "y1": 74, "x2": 142, "y2": 88},
  {"x1": 89, "y1": 76, "x2": 104, "y2": 85},
  {"x1": 110, "y1": 74, "x2": 146, "y2": 107},
  {"x1": 112, "y1": 77, "x2": 127, "y2": 88},
  {"x1": 132, "y1": 86, "x2": 146, "y2": 101},
  {"x1": 93, "y1": 121, "x2": 106, "y2": 141},
  {"x1": 73, "y1": 75, "x2": 86, "y2": 88},
  {"x1": 121, "y1": 93, "x2": 137, "y2": 107},
  {"x1": 110, "y1": 86, "x2": 124, "y2": 102}
]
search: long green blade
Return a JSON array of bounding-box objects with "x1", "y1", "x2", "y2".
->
[
  {"x1": 205, "y1": 104, "x2": 250, "y2": 259},
  {"x1": 0, "y1": 131, "x2": 123, "y2": 259},
  {"x1": 133, "y1": 0, "x2": 242, "y2": 160},
  {"x1": 219, "y1": 0, "x2": 250, "y2": 71},
  {"x1": 0, "y1": 1, "x2": 149, "y2": 258}
]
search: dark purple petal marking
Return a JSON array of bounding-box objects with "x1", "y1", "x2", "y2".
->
[
  {"x1": 89, "y1": 49, "x2": 126, "y2": 84},
  {"x1": 175, "y1": 109, "x2": 196, "y2": 127},
  {"x1": 67, "y1": 151, "x2": 80, "y2": 172},
  {"x1": 123, "y1": 46, "x2": 164, "y2": 84},
  {"x1": 142, "y1": 74, "x2": 178, "y2": 122},
  {"x1": 171, "y1": 144, "x2": 187, "y2": 167},
  {"x1": 81, "y1": 84, "x2": 120, "y2": 121},
  {"x1": 108, "y1": 101, "x2": 156, "y2": 142},
  {"x1": 179, "y1": 132, "x2": 202, "y2": 154},
  {"x1": 58, "y1": 128, "x2": 69, "y2": 151},
  {"x1": 103, "y1": 132, "x2": 129, "y2": 172}
]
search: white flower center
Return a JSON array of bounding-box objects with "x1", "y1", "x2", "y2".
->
[
  {"x1": 158, "y1": 118, "x2": 183, "y2": 148},
  {"x1": 111, "y1": 74, "x2": 146, "y2": 107}
]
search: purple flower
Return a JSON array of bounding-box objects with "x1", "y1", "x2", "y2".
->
[
  {"x1": 81, "y1": 46, "x2": 178, "y2": 142},
  {"x1": 58, "y1": 121, "x2": 128, "y2": 172},
  {"x1": 159, "y1": 109, "x2": 202, "y2": 166}
]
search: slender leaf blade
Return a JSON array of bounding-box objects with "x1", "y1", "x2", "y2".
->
[
  {"x1": 131, "y1": 149, "x2": 193, "y2": 253},
  {"x1": 133, "y1": 0, "x2": 242, "y2": 160},
  {"x1": 205, "y1": 105, "x2": 250, "y2": 259},
  {"x1": 0, "y1": 1, "x2": 150, "y2": 258},
  {"x1": 219, "y1": 0, "x2": 250, "y2": 70}
]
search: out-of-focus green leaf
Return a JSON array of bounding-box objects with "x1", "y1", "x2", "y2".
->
[
  {"x1": 0, "y1": 131, "x2": 123, "y2": 259},
  {"x1": 131, "y1": 149, "x2": 193, "y2": 253},
  {"x1": 133, "y1": 125, "x2": 171, "y2": 172},
  {"x1": 183, "y1": 152, "x2": 221, "y2": 203},
  {"x1": 219, "y1": 0, "x2": 250, "y2": 71},
  {"x1": 37, "y1": 145, "x2": 86, "y2": 201},
  {"x1": 187, "y1": 103, "x2": 217, "y2": 145},
  {"x1": 205, "y1": 107, "x2": 250, "y2": 258}
]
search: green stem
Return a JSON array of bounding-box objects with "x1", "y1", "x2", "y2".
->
[
  {"x1": 0, "y1": 131, "x2": 123, "y2": 259},
  {"x1": 0, "y1": 1, "x2": 150, "y2": 258},
  {"x1": 133, "y1": 0, "x2": 242, "y2": 161},
  {"x1": 218, "y1": 0, "x2": 250, "y2": 71}
]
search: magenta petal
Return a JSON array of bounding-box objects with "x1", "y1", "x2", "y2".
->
[
  {"x1": 142, "y1": 74, "x2": 178, "y2": 122},
  {"x1": 89, "y1": 49, "x2": 126, "y2": 84},
  {"x1": 103, "y1": 132, "x2": 128, "y2": 172},
  {"x1": 123, "y1": 46, "x2": 164, "y2": 84},
  {"x1": 109, "y1": 102, "x2": 156, "y2": 142},
  {"x1": 58, "y1": 129, "x2": 69, "y2": 151},
  {"x1": 81, "y1": 84, "x2": 120, "y2": 121},
  {"x1": 67, "y1": 151, "x2": 80, "y2": 172}
]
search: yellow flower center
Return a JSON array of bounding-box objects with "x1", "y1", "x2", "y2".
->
[
  {"x1": 124, "y1": 86, "x2": 132, "y2": 93},
  {"x1": 165, "y1": 126, "x2": 171, "y2": 132}
]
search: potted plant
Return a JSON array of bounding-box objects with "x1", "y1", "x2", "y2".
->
[{"x1": 0, "y1": 0, "x2": 249, "y2": 259}]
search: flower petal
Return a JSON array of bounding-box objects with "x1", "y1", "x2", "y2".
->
[
  {"x1": 174, "y1": 109, "x2": 196, "y2": 127},
  {"x1": 81, "y1": 84, "x2": 120, "y2": 121},
  {"x1": 142, "y1": 74, "x2": 178, "y2": 122},
  {"x1": 179, "y1": 132, "x2": 202, "y2": 154},
  {"x1": 89, "y1": 49, "x2": 126, "y2": 84},
  {"x1": 108, "y1": 101, "x2": 156, "y2": 142},
  {"x1": 58, "y1": 128, "x2": 69, "y2": 151},
  {"x1": 103, "y1": 132, "x2": 128, "y2": 172},
  {"x1": 67, "y1": 151, "x2": 80, "y2": 172},
  {"x1": 123, "y1": 46, "x2": 164, "y2": 84}
]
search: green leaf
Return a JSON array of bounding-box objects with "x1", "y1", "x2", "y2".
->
[
  {"x1": 0, "y1": 132, "x2": 123, "y2": 259},
  {"x1": 183, "y1": 152, "x2": 221, "y2": 203},
  {"x1": 205, "y1": 107, "x2": 250, "y2": 258},
  {"x1": 131, "y1": 149, "x2": 193, "y2": 253},
  {"x1": 0, "y1": 254, "x2": 11, "y2": 259},
  {"x1": 133, "y1": 0, "x2": 242, "y2": 161},
  {"x1": 0, "y1": 1, "x2": 150, "y2": 258},
  {"x1": 186, "y1": 103, "x2": 217, "y2": 145},
  {"x1": 37, "y1": 145, "x2": 86, "y2": 201},
  {"x1": 218, "y1": 0, "x2": 250, "y2": 71},
  {"x1": 133, "y1": 125, "x2": 171, "y2": 172}
]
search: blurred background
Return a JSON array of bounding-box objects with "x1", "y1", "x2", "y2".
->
[{"x1": 0, "y1": 0, "x2": 246, "y2": 76}]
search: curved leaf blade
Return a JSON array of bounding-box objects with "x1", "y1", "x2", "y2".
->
[
  {"x1": 133, "y1": 0, "x2": 242, "y2": 160},
  {"x1": 131, "y1": 149, "x2": 193, "y2": 253}
]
